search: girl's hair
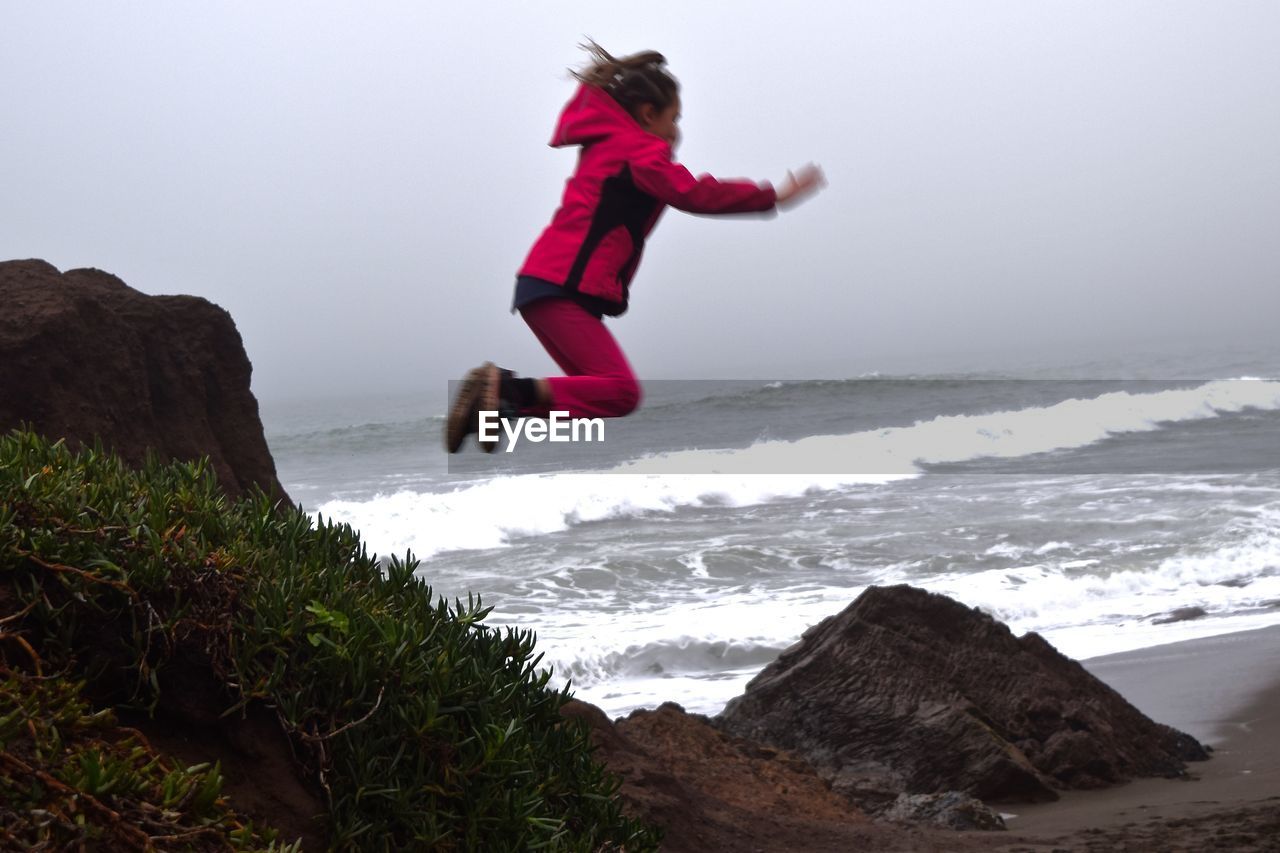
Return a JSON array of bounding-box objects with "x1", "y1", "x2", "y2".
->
[{"x1": 570, "y1": 38, "x2": 679, "y2": 120}]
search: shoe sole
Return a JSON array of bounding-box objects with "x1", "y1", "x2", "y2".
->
[
  {"x1": 445, "y1": 365, "x2": 487, "y2": 453},
  {"x1": 477, "y1": 363, "x2": 501, "y2": 453}
]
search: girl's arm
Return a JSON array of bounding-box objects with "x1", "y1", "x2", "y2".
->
[
  {"x1": 628, "y1": 139, "x2": 779, "y2": 214},
  {"x1": 630, "y1": 139, "x2": 825, "y2": 214}
]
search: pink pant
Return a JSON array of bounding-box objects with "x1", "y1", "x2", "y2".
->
[{"x1": 519, "y1": 297, "x2": 642, "y2": 418}]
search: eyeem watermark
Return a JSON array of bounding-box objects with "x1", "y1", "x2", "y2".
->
[{"x1": 478, "y1": 410, "x2": 604, "y2": 452}]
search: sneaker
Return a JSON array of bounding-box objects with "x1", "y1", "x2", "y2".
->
[{"x1": 445, "y1": 363, "x2": 490, "y2": 453}]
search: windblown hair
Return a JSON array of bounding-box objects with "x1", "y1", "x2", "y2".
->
[{"x1": 570, "y1": 38, "x2": 679, "y2": 120}]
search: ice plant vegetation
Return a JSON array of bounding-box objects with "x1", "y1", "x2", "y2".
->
[
  {"x1": 0, "y1": 428, "x2": 659, "y2": 851},
  {"x1": 0, "y1": 666, "x2": 294, "y2": 850}
]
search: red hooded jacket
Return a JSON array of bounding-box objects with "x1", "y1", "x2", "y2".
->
[{"x1": 517, "y1": 83, "x2": 778, "y2": 316}]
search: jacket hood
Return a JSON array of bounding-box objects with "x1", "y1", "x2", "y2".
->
[{"x1": 550, "y1": 83, "x2": 652, "y2": 148}]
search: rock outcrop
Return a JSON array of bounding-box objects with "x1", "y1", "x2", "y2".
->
[
  {"x1": 716, "y1": 585, "x2": 1209, "y2": 807},
  {"x1": 0, "y1": 259, "x2": 286, "y2": 502},
  {"x1": 562, "y1": 700, "x2": 1011, "y2": 853},
  {"x1": 562, "y1": 700, "x2": 872, "y2": 852}
]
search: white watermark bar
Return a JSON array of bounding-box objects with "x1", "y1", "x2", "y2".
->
[
  {"x1": 478, "y1": 410, "x2": 604, "y2": 452},
  {"x1": 444, "y1": 378, "x2": 1280, "y2": 475}
]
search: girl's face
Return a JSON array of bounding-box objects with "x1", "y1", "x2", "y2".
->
[{"x1": 639, "y1": 97, "x2": 681, "y2": 148}]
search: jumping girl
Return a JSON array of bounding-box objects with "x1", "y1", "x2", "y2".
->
[{"x1": 446, "y1": 41, "x2": 826, "y2": 452}]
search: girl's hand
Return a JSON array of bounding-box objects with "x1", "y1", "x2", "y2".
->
[{"x1": 776, "y1": 163, "x2": 827, "y2": 210}]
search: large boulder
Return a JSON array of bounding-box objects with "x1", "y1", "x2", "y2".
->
[
  {"x1": 0, "y1": 259, "x2": 286, "y2": 502},
  {"x1": 716, "y1": 585, "x2": 1208, "y2": 806}
]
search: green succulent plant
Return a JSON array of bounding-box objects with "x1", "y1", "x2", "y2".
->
[{"x1": 0, "y1": 428, "x2": 658, "y2": 852}]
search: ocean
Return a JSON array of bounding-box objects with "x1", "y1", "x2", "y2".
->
[{"x1": 261, "y1": 346, "x2": 1280, "y2": 718}]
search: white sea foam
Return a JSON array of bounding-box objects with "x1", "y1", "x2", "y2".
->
[
  {"x1": 317, "y1": 471, "x2": 906, "y2": 559},
  {"x1": 489, "y1": 587, "x2": 856, "y2": 715},
  {"x1": 496, "y1": 503, "x2": 1280, "y2": 717},
  {"x1": 984, "y1": 542, "x2": 1028, "y2": 558},
  {"x1": 1033, "y1": 541, "x2": 1074, "y2": 555},
  {"x1": 915, "y1": 508, "x2": 1280, "y2": 658}
]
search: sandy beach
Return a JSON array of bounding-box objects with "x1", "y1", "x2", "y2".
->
[{"x1": 990, "y1": 623, "x2": 1280, "y2": 849}]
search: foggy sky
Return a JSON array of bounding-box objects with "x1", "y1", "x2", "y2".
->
[{"x1": 3, "y1": 2, "x2": 1278, "y2": 406}]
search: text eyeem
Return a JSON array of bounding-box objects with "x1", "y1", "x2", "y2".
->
[{"x1": 477, "y1": 411, "x2": 605, "y2": 452}]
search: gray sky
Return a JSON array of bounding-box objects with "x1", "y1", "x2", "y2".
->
[{"x1": 4, "y1": 2, "x2": 1278, "y2": 403}]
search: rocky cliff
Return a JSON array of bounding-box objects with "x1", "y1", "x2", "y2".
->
[{"x1": 0, "y1": 259, "x2": 286, "y2": 501}]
